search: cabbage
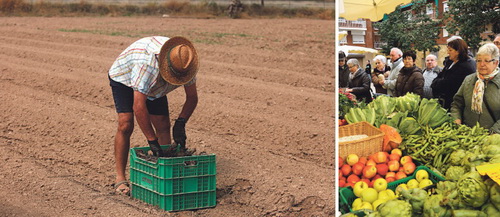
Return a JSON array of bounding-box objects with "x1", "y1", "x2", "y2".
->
[
  {"x1": 462, "y1": 152, "x2": 487, "y2": 169},
  {"x1": 457, "y1": 170, "x2": 489, "y2": 208},
  {"x1": 483, "y1": 134, "x2": 500, "y2": 146},
  {"x1": 449, "y1": 149, "x2": 467, "y2": 166},
  {"x1": 489, "y1": 155, "x2": 500, "y2": 164},
  {"x1": 435, "y1": 181, "x2": 457, "y2": 196},
  {"x1": 482, "y1": 144, "x2": 500, "y2": 157},
  {"x1": 481, "y1": 202, "x2": 500, "y2": 217},
  {"x1": 490, "y1": 183, "x2": 500, "y2": 211},
  {"x1": 376, "y1": 199, "x2": 412, "y2": 217},
  {"x1": 445, "y1": 166, "x2": 465, "y2": 181},
  {"x1": 423, "y1": 194, "x2": 452, "y2": 217},
  {"x1": 400, "y1": 188, "x2": 428, "y2": 215}
]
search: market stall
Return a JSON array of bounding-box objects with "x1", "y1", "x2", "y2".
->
[{"x1": 338, "y1": 92, "x2": 500, "y2": 216}]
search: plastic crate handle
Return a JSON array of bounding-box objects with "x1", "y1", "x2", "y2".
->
[{"x1": 184, "y1": 160, "x2": 198, "y2": 166}]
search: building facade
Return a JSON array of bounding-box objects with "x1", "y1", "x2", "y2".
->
[{"x1": 340, "y1": 0, "x2": 497, "y2": 68}]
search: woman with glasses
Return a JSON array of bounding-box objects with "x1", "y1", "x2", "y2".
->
[
  {"x1": 345, "y1": 59, "x2": 372, "y2": 103},
  {"x1": 394, "y1": 50, "x2": 424, "y2": 97},
  {"x1": 451, "y1": 43, "x2": 500, "y2": 133},
  {"x1": 431, "y1": 36, "x2": 476, "y2": 110}
]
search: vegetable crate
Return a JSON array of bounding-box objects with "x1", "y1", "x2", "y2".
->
[
  {"x1": 130, "y1": 145, "x2": 216, "y2": 211},
  {"x1": 339, "y1": 121, "x2": 384, "y2": 159},
  {"x1": 339, "y1": 166, "x2": 445, "y2": 214}
]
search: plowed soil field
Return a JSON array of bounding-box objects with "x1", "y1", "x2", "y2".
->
[{"x1": 0, "y1": 17, "x2": 335, "y2": 216}]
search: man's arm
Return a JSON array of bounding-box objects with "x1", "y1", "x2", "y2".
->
[
  {"x1": 173, "y1": 82, "x2": 198, "y2": 149},
  {"x1": 133, "y1": 91, "x2": 157, "y2": 141},
  {"x1": 383, "y1": 67, "x2": 399, "y2": 90},
  {"x1": 178, "y1": 82, "x2": 198, "y2": 120}
]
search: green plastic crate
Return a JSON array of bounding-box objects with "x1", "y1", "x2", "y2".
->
[
  {"x1": 339, "y1": 187, "x2": 356, "y2": 214},
  {"x1": 130, "y1": 145, "x2": 216, "y2": 211},
  {"x1": 387, "y1": 166, "x2": 445, "y2": 190},
  {"x1": 339, "y1": 166, "x2": 445, "y2": 214}
]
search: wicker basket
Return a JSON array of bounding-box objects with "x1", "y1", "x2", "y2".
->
[{"x1": 339, "y1": 121, "x2": 384, "y2": 159}]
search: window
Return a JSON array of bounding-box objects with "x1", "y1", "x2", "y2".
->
[
  {"x1": 426, "y1": 3, "x2": 434, "y2": 15},
  {"x1": 352, "y1": 35, "x2": 365, "y2": 44},
  {"x1": 340, "y1": 36, "x2": 347, "y2": 44},
  {"x1": 351, "y1": 30, "x2": 365, "y2": 44},
  {"x1": 443, "y1": 1, "x2": 449, "y2": 12}
]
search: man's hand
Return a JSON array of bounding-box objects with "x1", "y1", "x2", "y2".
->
[
  {"x1": 173, "y1": 118, "x2": 187, "y2": 149},
  {"x1": 454, "y1": 119, "x2": 462, "y2": 125},
  {"x1": 148, "y1": 139, "x2": 164, "y2": 157}
]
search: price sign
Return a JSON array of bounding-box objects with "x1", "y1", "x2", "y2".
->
[{"x1": 476, "y1": 163, "x2": 500, "y2": 185}]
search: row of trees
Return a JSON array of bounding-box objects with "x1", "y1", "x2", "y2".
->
[{"x1": 375, "y1": 0, "x2": 499, "y2": 56}]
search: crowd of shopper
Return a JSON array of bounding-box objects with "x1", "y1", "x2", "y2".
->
[{"x1": 338, "y1": 34, "x2": 500, "y2": 133}]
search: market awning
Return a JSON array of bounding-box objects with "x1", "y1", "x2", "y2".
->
[
  {"x1": 340, "y1": 0, "x2": 412, "y2": 21},
  {"x1": 339, "y1": 45, "x2": 380, "y2": 55}
]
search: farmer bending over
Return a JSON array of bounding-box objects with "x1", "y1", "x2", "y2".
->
[{"x1": 108, "y1": 36, "x2": 199, "y2": 195}]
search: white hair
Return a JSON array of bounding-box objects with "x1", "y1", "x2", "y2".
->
[
  {"x1": 373, "y1": 55, "x2": 387, "y2": 64},
  {"x1": 347, "y1": 58, "x2": 360, "y2": 67},
  {"x1": 390, "y1": 47, "x2": 403, "y2": 56},
  {"x1": 477, "y1": 43, "x2": 499, "y2": 61},
  {"x1": 447, "y1": 35, "x2": 463, "y2": 43},
  {"x1": 426, "y1": 54, "x2": 437, "y2": 60}
]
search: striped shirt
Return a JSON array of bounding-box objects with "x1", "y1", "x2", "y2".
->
[{"x1": 108, "y1": 36, "x2": 196, "y2": 100}]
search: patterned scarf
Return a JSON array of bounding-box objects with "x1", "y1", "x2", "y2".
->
[
  {"x1": 472, "y1": 67, "x2": 500, "y2": 113},
  {"x1": 349, "y1": 68, "x2": 360, "y2": 82}
]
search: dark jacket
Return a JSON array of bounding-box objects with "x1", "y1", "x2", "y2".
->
[
  {"x1": 395, "y1": 66, "x2": 424, "y2": 97},
  {"x1": 431, "y1": 57, "x2": 476, "y2": 109},
  {"x1": 348, "y1": 68, "x2": 372, "y2": 103},
  {"x1": 365, "y1": 63, "x2": 372, "y2": 75},
  {"x1": 339, "y1": 65, "x2": 350, "y2": 88},
  {"x1": 372, "y1": 65, "x2": 391, "y2": 94}
]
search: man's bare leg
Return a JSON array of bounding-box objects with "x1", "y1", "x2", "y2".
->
[{"x1": 114, "y1": 112, "x2": 134, "y2": 194}]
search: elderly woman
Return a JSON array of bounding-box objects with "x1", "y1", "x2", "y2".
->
[
  {"x1": 371, "y1": 55, "x2": 391, "y2": 95},
  {"x1": 345, "y1": 59, "x2": 372, "y2": 103},
  {"x1": 431, "y1": 36, "x2": 476, "y2": 109},
  {"x1": 394, "y1": 50, "x2": 424, "y2": 97},
  {"x1": 451, "y1": 43, "x2": 500, "y2": 133}
]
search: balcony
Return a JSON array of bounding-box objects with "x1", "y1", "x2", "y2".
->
[{"x1": 338, "y1": 18, "x2": 367, "y2": 30}]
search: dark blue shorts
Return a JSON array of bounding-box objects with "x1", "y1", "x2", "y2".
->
[{"x1": 109, "y1": 77, "x2": 169, "y2": 115}]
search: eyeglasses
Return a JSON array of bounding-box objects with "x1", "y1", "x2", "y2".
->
[
  {"x1": 476, "y1": 59, "x2": 497, "y2": 64},
  {"x1": 494, "y1": 42, "x2": 500, "y2": 46},
  {"x1": 348, "y1": 65, "x2": 356, "y2": 68}
]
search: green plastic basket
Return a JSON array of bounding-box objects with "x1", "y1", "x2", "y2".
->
[
  {"x1": 339, "y1": 166, "x2": 445, "y2": 214},
  {"x1": 130, "y1": 145, "x2": 216, "y2": 211},
  {"x1": 387, "y1": 166, "x2": 445, "y2": 190},
  {"x1": 339, "y1": 187, "x2": 356, "y2": 214}
]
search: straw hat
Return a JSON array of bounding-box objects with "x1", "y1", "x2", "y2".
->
[{"x1": 159, "y1": 36, "x2": 199, "y2": 85}]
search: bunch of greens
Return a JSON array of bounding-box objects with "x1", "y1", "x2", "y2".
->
[{"x1": 339, "y1": 89, "x2": 357, "y2": 119}]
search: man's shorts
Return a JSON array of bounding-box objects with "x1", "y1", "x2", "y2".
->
[{"x1": 109, "y1": 77, "x2": 169, "y2": 116}]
